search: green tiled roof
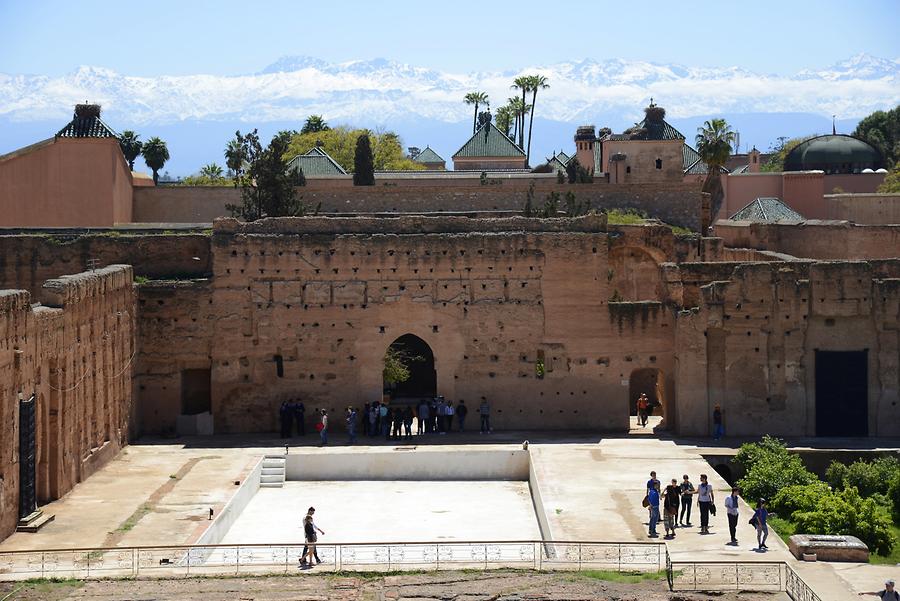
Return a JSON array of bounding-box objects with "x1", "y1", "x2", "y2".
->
[
  {"x1": 413, "y1": 146, "x2": 444, "y2": 164},
  {"x1": 547, "y1": 156, "x2": 568, "y2": 172},
  {"x1": 453, "y1": 123, "x2": 525, "y2": 158},
  {"x1": 638, "y1": 117, "x2": 685, "y2": 140},
  {"x1": 682, "y1": 144, "x2": 729, "y2": 175},
  {"x1": 286, "y1": 147, "x2": 347, "y2": 176},
  {"x1": 55, "y1": 115, "x2": 118, "y2": 139},
  {"x1": 555, "y1": 150, "x2": 571, "y2": 164},
  {"x1": 729, "y1": 197, "x2": 804, "y2": 222}
]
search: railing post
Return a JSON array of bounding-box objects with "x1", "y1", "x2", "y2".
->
[
  {"x1": 484, "y1": 544, "x2": 488, "y2": 570},
  {"x1": 41, "y1": 551, "x2": 45, "y2": 579},
  {"x1": 578, "y1": 543, "x2": 582, "y2": 571},
  {"x1": 617, "y1": 543, "x2": 621, "y2": 572},
  {"x1": 235, "y1": 545, "x2": 240, "y2": 576}
]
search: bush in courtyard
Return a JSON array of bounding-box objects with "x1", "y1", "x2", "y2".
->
[
  {"x1": 825, "y1": 461, "x2": 849, "y2": 491},
  {"x1": 832, "y1": 457, "x2": 900, "y2": 497},
  {"x1": 735, "y1": 436, "x2": 818, "y2": 502},
  {"x1": 888, "y1": 474, "x2": 900, "y2": 525},
  {"x1": 792, "y1": 487, "x2": 896, "y2": 555},
  {"x1": 771, "y1": 481, "x2": 830, "y2": 516}
]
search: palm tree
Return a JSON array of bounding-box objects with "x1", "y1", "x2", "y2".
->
[
  {"x1": 225, "y1": 137, "x2": 245, "y2": 185},
  {"x1": 525, "y1": 75, "x2": 549, "y2": 166},
  {"x1": 200, "y1": 163, "x2": 224, "y2": 179},
  {"x1": 142, "y1": 137, "x2": 170, "y2": 184},
  {"x1": 119, "y1": 131, "x2": 142, "y2": 170},
  {"x1": 495, "y1": 105, "x2": 513, "y2": 137},
  {"x1": 464, "y1": 92, "x2": 489, "y2": 133},
  {"x1": 512, "y1": 76, "x2": 531, "y2": 149},
  {"x1": 301, "y1": 115, "x2": 329, "y2": 134},
  {"x1": 506, "y1": 97, "x2": 529, "y2": 144},
  {"x1": 695, "y1": 118, "x2": 736, "y2": 230}
]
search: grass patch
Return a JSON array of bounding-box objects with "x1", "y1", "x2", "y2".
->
[
  {"x1": 605, "y1": 208, "x2": 646, "y2": 225},
  {"x1": 571, "y1": 569, "x2": 665, "y2": 584},
  {"x1": 871, "y1": 524, "x2": 900, "y2": 565},
  {"x1": 133, "y1": 275, "x2": 149, "y2": 284},
  {"x1": 768, "y1": 515, "x2": 796, "y2": 547},
  {"x1": 115, "y1": 503, "x2": 153, "y2": 533}
]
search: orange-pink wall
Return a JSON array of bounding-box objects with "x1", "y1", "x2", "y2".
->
[
  {"x1": 0, "y1": 138, "x2": 133, "y2": 227},
  {"x1": 719, "y1": 171, "x2": 885, "y2": 221}
]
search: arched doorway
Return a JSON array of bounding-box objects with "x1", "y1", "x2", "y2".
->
[
  {"x1": 384, "y1": 334, "x2": 436, "y2": 402},
  {"x1": 629, "y1": 368, "x2": 667, "y2": 431}
]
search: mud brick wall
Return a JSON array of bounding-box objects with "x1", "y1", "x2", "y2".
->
[
  {"x1": 0, "y1": 234, "x2": 211, "y2": 296},
  {"x1": 714, "y1": 221, "x2": 900, "y2": 261},
  {"x1": 674, "y1": 260, "x2": 900, "y2": 437},
  {"x1": 132, "y1": 180, "x2": 704, "y2": 230},
  {"x1": 0, "y1": 265, "x2": 135, "y2": 541}
]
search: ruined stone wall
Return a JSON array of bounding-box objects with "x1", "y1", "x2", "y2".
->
[
  {"x1": 0, "y1": 265, "x2": 135, "y2": 540},
  {"x1": 0, "y1": 234, "x2": 211, "y2": 297},
  {"x1": 714, "y1": 221, "x2": 900, "y2": 260},
  {"x1": 674, "y1": 261, "x2": 900, "y2": 437},
  {"x1": 132, "y1": 181, "x2": 704, "y2": 230},
  {"x1": 134, "y1": 216, "x2": 676, "y2": 434}
]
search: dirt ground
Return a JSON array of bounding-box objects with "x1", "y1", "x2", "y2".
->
[{"x1": 0, "y1": 570, "x2": 788, "y2": 601}]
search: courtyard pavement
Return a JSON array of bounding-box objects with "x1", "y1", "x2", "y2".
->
[{"x1": 2, "y1": 426, "x2": 896, "y2": 599}]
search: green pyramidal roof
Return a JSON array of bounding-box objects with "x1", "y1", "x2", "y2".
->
[
  {"x1": 453, "y1": 123, "x2": 525, "y2": 158},
  {"x1": 286, "y1": 147, "x2": 347, "y2": 176},
  {"x1": 414, "y1": 146, "x2": 444, "y2": 163}
]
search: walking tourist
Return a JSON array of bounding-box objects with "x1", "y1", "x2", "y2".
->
[
  {"x1": 858, "y1": 579, "x2": 898, "y2": 599},
  {"x1": 430, "y1": 398, "x2": 439, "y2": 433},
  {"x1": 637, "y1": 393, "x2": 650, "y2": 427},
  {"x1": 436, "y1": 397, "x2": 448, "y2": 434},
  {"x1": 403, "y1": 406, "x2": 413, "y2": 438},
  {"x1": 663, "y1": 478, "x2": 680, "y2": 538},
  {"x1": 368, "y1": 403, "x2": 377, "y2": 437},
  {"x1": 317, "y1": 409, "x2": 328, "y2": 446},
  {"x1": 479, "y1": 399, "x2": 491, "y2": 433},
  {"x1": 300, "y1": 507, "x2": 324, "y2": 566},
  {"x1": 679, "y1": 474, "x2": 695, "y2": 526},
  {"x1": 346, "y1": 406, "x2": 357, "y2": 444},
  {"x1": 392, "y1": 407, "x2": 403, "y2": 441},
  {"x1": 647, "y1": 482, "x2": 660, "y2": 537},
  {"x1": 379, "y1": 402, "x2": 389, "y2": 436},
  {"x1": 724, "y1": 486, "x2": 740, "y2": 544},
  {"x1": 445, "y1": 401, "x2": 455, "y2": 433},
  {"x1": 361, "y1": 403, "x2": 370, "y2": 436},
  {"x1": 294, "y1": 400, "x2": 305, "y2": 436},
  {"x1": 417, "y1": 399, "x2": 429, "y2": 434},
  {"x1": 713, "y1": 404, "x2": 724, "y2": 440},
  {"x1": 752, "y1": 498, "x2": 769, "y2": 550},
  {"x1": 646, "y1": 471, "x2": 660, "y2": 496},
  {"x1": 279, "y1": 400, "x2": 292, "y2": 438},
  {"x1": 697, "y1": 473, "x2": 714, "y2": 534},
  {"x1": 457, "y1": 400, "x2": 468, "y2": 431}
]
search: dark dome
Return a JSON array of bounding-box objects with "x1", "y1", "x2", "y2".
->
[{"x1": 784, "y1": 134, "x2": 882, "y2": 174}]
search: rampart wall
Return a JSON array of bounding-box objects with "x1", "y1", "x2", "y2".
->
[
  {"x1": 0, "y1": 234, "x2": 211, "y2": 296},
  {"x1": 714, "y1": 221, "x2": 900, "y2": 261},
  {"x1": 675, "y1": 261, "x2": 900, "y2": 437},
  {"x1": 823, "y1": 193, "x2": 900, "y2": 224},
  {"x1": 0, "y1": 266, "x2": 135, "y2": 540},
  {"x1": 132, "y1": 180, "x2": 704, "y2": 230}
]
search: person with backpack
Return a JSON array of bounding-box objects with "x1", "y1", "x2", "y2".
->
[
  {"x1": 751, "y1": 498, "x2": 769, "y2": 550},
  {"x1": 697, "y1": 474, "x2": 714, "y2": 534},
  {"x1": 663, "y1": 479, "x2": 680, "y2": 538},
  {"x1": 647, "y1": 482, "x2": 660, "y2": 538}
]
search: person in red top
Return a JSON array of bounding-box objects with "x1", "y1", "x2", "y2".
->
[{"x1": 637, "y1": 394, "x2": 650, "y2": 427}]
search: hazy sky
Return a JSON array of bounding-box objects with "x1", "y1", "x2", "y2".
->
[{"x1": 1, "y1": 0, "x2": 898, "y2": 75}]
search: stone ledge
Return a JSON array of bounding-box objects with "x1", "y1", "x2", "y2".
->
[
  {"x1": 788, "y1": 533, "x2": 869, "y2": 562},
  {"x1": 40, "y1": 264, "x2": 133, "y2": 308}
]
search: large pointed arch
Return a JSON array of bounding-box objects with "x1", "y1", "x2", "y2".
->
[{"x1": 384, "y1": 334, "x2": 436, "y2": 401}]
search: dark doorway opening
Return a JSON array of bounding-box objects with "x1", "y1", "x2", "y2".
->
[
  {"x1": 19, "y1": 393, "x2": 37, "y2": 520},
  {"x1": 815, "y1": 350, "x2": 868, "y2": 437},
  {"x1": 384, "y1": 334, "x2": 436, "y2": 402},
  {"x1": 181, "y1": 368, "x2": 212, "y2": 415}
]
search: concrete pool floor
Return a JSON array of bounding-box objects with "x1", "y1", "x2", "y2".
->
[{"x1": 219, "y1": 481, "x2": 541, "y2": 545}]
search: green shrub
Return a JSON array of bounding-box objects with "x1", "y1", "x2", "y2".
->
[
  {"x1": 771, "y1": 482, "x2": 829, "y2": 517},
  {"x1": 827, "y1": 456, "x2": 900, "y2": 497},
  {"x1": 735, "y1": 436, "x2": 818, "y2": 502},
  {"x1": 889, "y1": 474, "x2": 900, "y2": 525},
  {"x1": 793, "y1": 487, "x2": 896, "y2": 555},
  {"x1": 825, "y1": 460, "x2": 849, "y2": 491}
]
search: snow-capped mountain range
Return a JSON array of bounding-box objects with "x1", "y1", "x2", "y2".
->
[{"x1": 1, "y1": 54, "x2": 897, "y2": 174}]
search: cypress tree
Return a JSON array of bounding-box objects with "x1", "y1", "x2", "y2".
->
[{"x1": 353, "y1": 134, "x2": 375, "y2": 185}]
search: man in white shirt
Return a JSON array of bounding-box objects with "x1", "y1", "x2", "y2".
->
[{"x1": 724, "y1": 486, "x2": 740, "y2": 544}]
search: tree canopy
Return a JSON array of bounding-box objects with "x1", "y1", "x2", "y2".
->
[
  {"x1": 225, "y1": 130, "x2": 309, "y2": 220},
  {"x1": 285, "y1": 126, "x2": 423, "y2": 172},
  {"x1": 853, "y1": 105, "x2": 900, "y2": 168},
  {"x1": 761, "y1": 137, "x2": 806, "y2": 172},
  {"x1": 141, "y1": 137, "x2": 170, "y2": 184},
  {"x1": 119, "y1": 131, "x2": 142, "y2": 170}
]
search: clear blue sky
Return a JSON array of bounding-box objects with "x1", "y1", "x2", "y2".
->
[{"x1": 1, "y1": 0, "x2": 898, "y2": 75}]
